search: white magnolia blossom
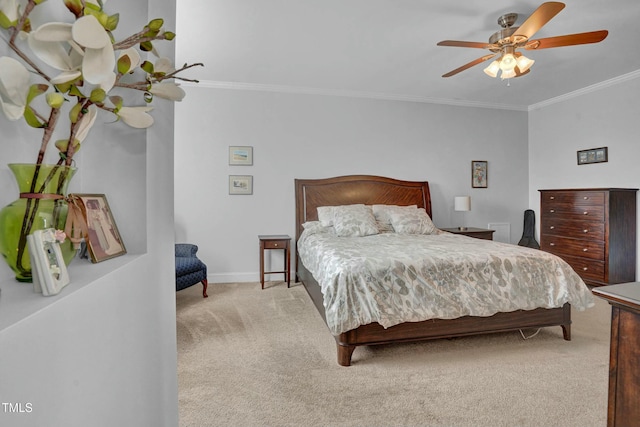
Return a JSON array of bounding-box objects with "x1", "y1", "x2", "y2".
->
[
  {"x1": 0, "y1": 56, "x2": 29, "y2": 121},
  {"x1": 118, "y1": 106, "x2": 154, "y2": 128},
  {"x1": 75, "y1": 105, "x2": 99, "y2": 143},
  {"x1": 28, "y1": 15, "x2": 116, "y2": 90},
  {"x1": 150, "y1": 82, "x2": 185, "y2": 101}
]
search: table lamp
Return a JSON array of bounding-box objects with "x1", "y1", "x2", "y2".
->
[{"x1": 454, "y1": 196, "x2": 471, "y2": 230}]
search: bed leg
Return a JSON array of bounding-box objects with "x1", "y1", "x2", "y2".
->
[
  {"x1": 561, "y1": 324, "x2": 571, "y2": 341},
  {"x1": 337, "y1": 343, "x2": 356, "y2": 366}
]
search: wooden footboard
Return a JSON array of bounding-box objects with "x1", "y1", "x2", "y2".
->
[{"x1": 299, "y1": 258, "x2": 571, "y2": 366}]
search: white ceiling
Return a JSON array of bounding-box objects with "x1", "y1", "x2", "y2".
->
[{"x1": 177, "y1": 0, "x2": 640, "y2": 110}]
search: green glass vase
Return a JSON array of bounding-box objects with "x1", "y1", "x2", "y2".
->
[{"x1": 0, "y1": 163, "x2": 77, "y2": 282}]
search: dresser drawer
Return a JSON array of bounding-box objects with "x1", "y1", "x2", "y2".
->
[
  {"x1": 559, "y1": 255, "x2": 605, "y2": 283},
  {"x1": 540, "y1": 218, "x2": 605, "y2": 241},
  {"x1": 540, "y1": 202, "x2": 605, "y2": 222},
  {"x1": 541, "y1": 191, "x2": 605, "y2": 205},
  {"x1": 541, "y1": 236, "x2": 605, "y2": 260}
]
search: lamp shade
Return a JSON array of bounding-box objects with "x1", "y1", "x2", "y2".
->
[{"x1": 454, "y1": 196, "x2": 471, "y2": 212}]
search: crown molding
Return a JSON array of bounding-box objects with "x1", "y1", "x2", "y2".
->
[
  {"x1": 528, "y1": 69, "x2": 640, "y2": 111},
  {"x1": 183, "y1": 70, "x2": 640, "y2": 112},
  {"x1": 183, "y1": 80, "x2": 528, "y2": 111}
]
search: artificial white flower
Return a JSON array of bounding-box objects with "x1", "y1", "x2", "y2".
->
[
  {"x1": 117, "y1": 47, "x2": 141, "y2": 74},
  {"x1": 118, "y1": 106, "x2": 154, "y2": 128},
  {"x1": 28, "y1": 22, "x2": 83, "y2": 84},
  {"x1": 0, "y1": 56, "x2": 30, "y2": 120},
  {"x1": 75, "y1": 105, "x2": 99, "y2": 143},
  {"x1": 149, "y1": 82, "x2": 185, "y2": 101},
  {"x1": 72, "y1": 15, "x2": 116, "y2": 90},
  {"x1": 0, "y1": 0, "x2": 20, "y2": 27}
]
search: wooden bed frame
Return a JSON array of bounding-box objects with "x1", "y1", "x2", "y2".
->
[{"x1": 295, "y1": 175, "x2": 571, "y2": 366}]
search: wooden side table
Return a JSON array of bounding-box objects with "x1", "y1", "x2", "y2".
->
[
  {"x1": 440, "y1": 227, "x2": 495, "y2": 240},
  {"x1": 592, "y1": 283, "x2": 640, "y2": 427},
  {"x1": 258, "y1": 235, "x2": 291, "y2": 289}
]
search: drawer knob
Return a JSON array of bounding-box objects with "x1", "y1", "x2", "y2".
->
[
  {"x1": 550, "y1": 209, "x2": 555, "y2": 213},
  {"x1": 583, "y1": 196, "x2": 589, "y2": 200},
  {"x1": 583, "y1": 229, "x2": 588, "y2": 233},
  {"x1": 583, "y1": 267, "x2": 588, "y2": 271},
  {"x1": 583, "y1": 248, "x2": 588, "y2": 252},
  {"x1": 274, "y1": 243, "x2": 278, "y2": 247},
  {"x1": 550, "y1": 242, "x2": 555, "y2": 246},
  {"x1": 583, "y1": 211, "x2": 588, "y2": 215},
  {"x1": 550, "y1": 226, "x2": 555, "y2": 230},
  {"x1": 550, "y1": 196, "x2": 555, "y2": 200}
]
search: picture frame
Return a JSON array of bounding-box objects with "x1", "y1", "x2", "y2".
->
[
  {"x1": 27, "y1": 228, "x2": 70, "y2": 296},
  {"x1": 72, "y1": 194, "x2": 126, "y2": 263},
  {"x1": 471, "y1": 160, "x2": 488, "y2": 188},
  {"x1": 229, "y1": 146, "x2": 253, "y2": 166},
  {"x1": 577, "y1": 147, "x2": 608, "y2": 165},
  {"x1": 229, "y1": 175, "x2": 253, "y2": 195}
]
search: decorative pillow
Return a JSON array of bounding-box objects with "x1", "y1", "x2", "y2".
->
[
  {"x1": 317, "y1": 206, "x2": 336, "y2": 227},
  {"x1": 389, "y1": 208, "x2": 437, "y2": 235},
  {"x1": 372, "y1": 205, "x2": 418, "y2": 232},
  {"x1": 332, "y1": 204, "x2": 379, "y2": 237},
  {"x1": 302, "y1": 221, "x2": 334, "y2": 235}
]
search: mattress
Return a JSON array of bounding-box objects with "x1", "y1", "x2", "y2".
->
[{"x1": 297, "y1": 225, "x2": 595, "y2": 335}]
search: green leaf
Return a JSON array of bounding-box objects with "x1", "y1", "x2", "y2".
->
[
  {"x1": 68, "y1": 85, "x2": 85, "y2": 98},
  {"x1": 117, "y1": 55, "x2": 131, "y2": 74},
  {"x1": 0, "y1": 11, "x2": 17, "y2": 29},
  {"x1": 148, "y1": 18, "x2": 164, "y2": 31},
  {"x1": 164, "y1": 31, "x2": 176, "y2": 41},
  {"x1": 23, "y1": 107, "x2": 45, "y2": 128},
  {"x1": 109, "y1": 95, "x2": 123, "y2": 112},
  {"x1": 26, "y1": 84, "x2": 48, "y2": 104},
  {"x1": 106, "y1": 13, "x2": 119, "y2": 31},
  {"x1": 140, "y1": 61, "x2": 154, "y2": 74},
  {"x1": 140, "y1": 41, "x2": 153, "y2": 52}
]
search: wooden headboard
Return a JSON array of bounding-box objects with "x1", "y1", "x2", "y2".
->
[{"x1": 294, "y1": 175, "x2": 431, "y2": 242}]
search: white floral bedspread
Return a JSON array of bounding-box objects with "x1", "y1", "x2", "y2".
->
[{"x1": 297, "y1": 228, "x2": 594, "y2": 335}]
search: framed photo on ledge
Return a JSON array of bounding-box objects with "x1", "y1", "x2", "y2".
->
[{"x1": 72, "y1": 194, "x2": 126, "y2": 263}]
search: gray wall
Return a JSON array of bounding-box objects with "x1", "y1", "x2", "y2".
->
[
  {"x1": 174, "y1": 87, "x2": 529, "y2": 283},
  {"x1": 529, "y1": 75, "x2": 640, "y2": 277},
  {"x1": 0, "y1": 0, "x2": 179, "y2": 425}
]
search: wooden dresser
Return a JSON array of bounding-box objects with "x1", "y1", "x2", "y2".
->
[
  {"x1": 539, "y1": 188, "x2": 637, "y2": 287},
  {"x1": 592, "y1": 282, "x2": 640, "y2": 427}
]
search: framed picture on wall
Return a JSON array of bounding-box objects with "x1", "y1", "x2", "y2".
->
[
  {"x1": 577, "y1": 147, "x2": 608, "y2": 165},
  {"x1": 71, "y1": 194, "x2": 127, "y2": 263},
  {"x1": 229, "y1": 146, "x2": 253, "y2": 165},
  {"x1": 229, "y1": 175, "x2": 253, "y2": 195},
  {"x1": 471, "y1": 160, "x2": 488, "y2": 188}
]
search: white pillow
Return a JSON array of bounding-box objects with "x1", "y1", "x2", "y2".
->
[
  {"x1": 317, "y1": 206, "x2": 336, "y2": 227},
  {"x1": 332, "y1": 204, "x2": 379, "y2": 237},
  {"x1": 389, "y1": 208, "x2": 437, "y2": 235},
  {"x1": 302, "y1": 221, "x2": 334, "y2": 235},
  {"x1": 372, "y1": 205, "x2": 418, "y2": 232}
]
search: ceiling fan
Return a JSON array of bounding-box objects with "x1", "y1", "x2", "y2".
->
[{"x1": 436, "y1": 2, "x2": 608, "y2": 79}]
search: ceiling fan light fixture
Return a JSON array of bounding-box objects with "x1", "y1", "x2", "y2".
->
[
  {"x1": 516, "y1": 55, "x2": 535, "y2": 73},
  {"x1": 500, "y1": 68, "x2": 516, "y2": 80},
  {"x1": 483, "y1": 60, "x2": 500, "y2": 78},
  {"x1": 499, "y1": 47, "x2": 517, "y2": 71}
]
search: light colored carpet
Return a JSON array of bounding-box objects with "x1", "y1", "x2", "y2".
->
[{"x1": 177, "y1": 282, "x2": 610, "y2": 427}]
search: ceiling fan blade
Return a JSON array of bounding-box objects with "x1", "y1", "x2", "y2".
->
[
  {"x1": 437, "y1": 40, "x2": 494, "y2": 49},
  {"x1": 442, "y1": 54, "x2": 497, "y2": 78},
  {"x1": 512, "y1": 1, "x2": 565, "y2": 41},
  {"x1": 524, "y1": 30, "x2": 608, "y2": 50}
]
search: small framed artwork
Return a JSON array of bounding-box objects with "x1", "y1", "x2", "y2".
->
[
  {"x1": 229, "y1": 175, "x2": 253, "y2": 195},
  {"x1": 577, "y1": 147, "x2": 608, "y2": 165},
  {"x1": 72, "y1": 194, "x2": 126, "y2": 263},
  {"x1": 471, "y1": 160, "x2": 488, "y2": 188},
  {"x1": 229, "y1": 146, "x2": 253, "y2": 165},
  {"x1": 27, "y1": 228, "x2": 70, "y2": 296}
]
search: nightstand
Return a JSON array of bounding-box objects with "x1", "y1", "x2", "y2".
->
[
  {"x1": 440, "y1": 227, "x2": 495, "y2": 240},
  {"x1": 258, "y1": 235, "x2": 291, "y2": 289}
]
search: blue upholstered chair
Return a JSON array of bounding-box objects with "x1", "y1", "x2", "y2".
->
[{"x1": 175, "y1": 243, "x2": 208, "y2": 298}]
